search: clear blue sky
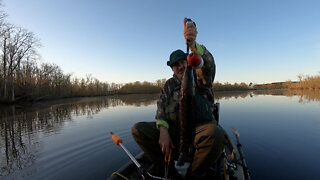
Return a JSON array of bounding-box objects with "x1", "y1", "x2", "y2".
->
[{"x1": 3, "y1": 0, "x2": 320, "y2": 84}]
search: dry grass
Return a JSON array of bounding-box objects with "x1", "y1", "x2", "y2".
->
[{"x1": 286, "y1": 74, "x2": 320, "y2": 90}]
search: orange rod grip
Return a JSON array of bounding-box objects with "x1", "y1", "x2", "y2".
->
[
  {"x1": 164, "y1": 148, "x2": 172, "y2": 162},
  {"x1": 110, "y1": 132, "x2": 123, "y2": 146}
]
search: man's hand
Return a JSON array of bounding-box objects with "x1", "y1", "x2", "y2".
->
[
  {"x1": 158, "y1": 126, "x2": 175, "y2": 158},
  {"x1": 184, "y1": 18, "x2": 198, "y2": 49}
]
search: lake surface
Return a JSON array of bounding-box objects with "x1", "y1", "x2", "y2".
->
[{"x1": 1, "y1": 90, "x2": 320, "y2": 180}]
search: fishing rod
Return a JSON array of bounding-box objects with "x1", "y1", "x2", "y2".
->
[
  {"x1": 110, "y1": 131, "x2": 168, "y2": 180},
  {"x1": 231, "y1": 128, "x2": 251, "y2": 180}
]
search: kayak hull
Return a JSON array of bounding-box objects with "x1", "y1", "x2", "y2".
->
[{"x1": 108, "y1": 126, "x2": 246, "y2": 180}]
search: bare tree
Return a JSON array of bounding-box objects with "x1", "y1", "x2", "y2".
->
[
  {"x1": 5, "y1": 27, "x2": 40, "y2": 102},
  {"x1": 0, "y1": 24, "x2": 14, "y2": 99}
]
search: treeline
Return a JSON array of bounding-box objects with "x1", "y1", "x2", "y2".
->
[
  {"x1": 252, "y1": 74, "x2": 320, "y2": 90},
  {"x1": 213, "y1": 82, "x2": 252, "y2": 91},
  {"x1": 117, "y1": 81, "x2": 253, "y2": 94},
  {"x1": 117, "y1": 79, "x2": 166, "y2": 94},
  {"x1": 285, "y1": 74, "x2": 320, "y2": 90},
  {"x1": 214, "y1": 73, "x2": 320, "y2": 91},
  {"x1": 252, "y1": 82, "x2": 287, "y2": 90}
]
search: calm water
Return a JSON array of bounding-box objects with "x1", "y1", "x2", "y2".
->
[{"x1": 0, "y1": 91, "x2": 320, "y2": 180}]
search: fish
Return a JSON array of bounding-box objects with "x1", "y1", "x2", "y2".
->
[{"x1": 177, "y1": 64, "x2": 196, "y2": 166}]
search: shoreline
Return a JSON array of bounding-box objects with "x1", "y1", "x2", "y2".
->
[{"x1": 2, "y1": 88, "x2": 319, "y2": 106}]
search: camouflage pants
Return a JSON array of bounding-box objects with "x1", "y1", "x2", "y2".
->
[{"x1": 131, "y1": 121, "x2": 226, "y2": 178}]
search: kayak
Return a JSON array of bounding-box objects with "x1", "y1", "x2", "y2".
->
[
  {"x1": 108, "y1": 103, "x2": 250, "y2": 180},
  {"x1": 108, "y1": 127, "x2": 249, "y2": 180}
]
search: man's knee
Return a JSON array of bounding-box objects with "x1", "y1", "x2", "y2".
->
[
  {"x1": 131, "y1": 122, "x2": 144, "y2": 138},
  {"x1": 132, "y1": 121, "x2": 158, "y2": 140},
  {"x1": 206, "y1": 123, "x2": 226, "y2": 140},
  {"x1": 195, "y1": 123, "x2": 226, "y2": 151},
  {"x1": 214, "y1": 125, "x2": 227, "y2": 143},
  {"x1": 196, "y1": 122, "x2": 220, "y2": 138}
]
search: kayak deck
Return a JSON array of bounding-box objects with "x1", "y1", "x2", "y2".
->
[{"x1": 108, "y1": 127, "x2": 246, "y2": 180}]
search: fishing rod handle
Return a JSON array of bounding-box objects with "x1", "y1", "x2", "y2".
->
[
  {"x1": 110, "y1": 131, "x2": 141, "y2": 168},
  {"x1": 184, "y1": 18, "x2": 196, "y2": 55},
  {"x1": 110, "y1": 131, "x2": 123, "y2": 146},
  {"x1": 110, "y1": 132, "x2": 166, "y2": 179},
  {"x1": 185, "y1": 18, "x2": 193, "y2": 48}
]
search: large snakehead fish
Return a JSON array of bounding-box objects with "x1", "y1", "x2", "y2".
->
[{"x1": 177, "y1": 64, "x2": 195, "y2": 166}]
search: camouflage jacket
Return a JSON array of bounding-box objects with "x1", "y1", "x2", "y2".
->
[{"x1": 155, "y1": 44, "x2": 216, "y2": 127}]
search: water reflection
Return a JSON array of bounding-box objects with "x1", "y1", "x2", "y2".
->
[
  {"x1": 0, "y1": 90, "x2": 319, "y2": 178},
  {"x1": 215, "y1": 91, "x2": 254, "y2": 100},
  {"x1": 215, "y1": 89, "x2": 320, "y2": 103},
  {"x1": 0, "y1": 94, "x2": 158, "y2": 177},
  {"x1": 253, "y1": 89, "x2": 320, "y2": 103}
]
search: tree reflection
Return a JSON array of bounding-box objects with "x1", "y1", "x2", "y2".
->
[
  {"x1": 252, "y1": 89, "x2": 320, "y2": 103},
  {"x1": 1, "y1": 106, "x2": 37, "y2": 176},
  {"x1": 215, "y1": 90, "x2": 320, "y2": 104},
  {"x1": 115, "y1": 94, "x2": 158, "y2": 107},
  {"x1": 215, "y1": 91, "x2": 253, "y2": 100},
  {"x1": 0, "y1": 94, "x2": 158, "y2": 177}
]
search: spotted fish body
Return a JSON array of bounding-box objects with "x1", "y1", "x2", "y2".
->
[{"x1": 177, "y1": 64, "x2": 195, "y2": 165}]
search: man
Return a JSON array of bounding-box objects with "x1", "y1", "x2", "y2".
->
[{"x1": 132, "y1": 18, "x2": 226, "y2": 179}]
